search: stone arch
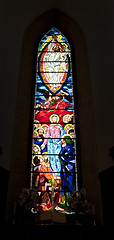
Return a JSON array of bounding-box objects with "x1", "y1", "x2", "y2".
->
[{"x1": 6, "y1": 9, "x2": 103, "y2": 224}]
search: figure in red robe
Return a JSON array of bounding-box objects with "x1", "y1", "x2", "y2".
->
[{"x1": 35, "y1": 91, "x2": 73, "y2": 124}]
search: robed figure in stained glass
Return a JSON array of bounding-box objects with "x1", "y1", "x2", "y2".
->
[
  {"x1": 41, "y1": 114, "x2": 65, "y2": 176},
  {"x1": 44, "y1": 37, "x2": 68, "y2": 91}
]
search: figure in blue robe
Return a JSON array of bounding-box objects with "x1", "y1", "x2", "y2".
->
[
  {"x1": 59, "y1": 135, "x2": 76, "y2": 193},
  {"x1": 34, "y1": 138, "x2": 47, "y2": 153}
]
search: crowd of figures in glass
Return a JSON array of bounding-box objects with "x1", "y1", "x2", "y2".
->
[{"x1": 31, "y1": 28, "x2": 78, "y2": 211}]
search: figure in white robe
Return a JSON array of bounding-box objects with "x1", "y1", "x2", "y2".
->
[{"x1": 44, "y1": 41, "x2": 68, "y2": 92}]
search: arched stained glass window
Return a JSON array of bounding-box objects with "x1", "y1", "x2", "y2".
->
[{"x1": 31, "y1": 28, "x2": 78, "y2": 210}]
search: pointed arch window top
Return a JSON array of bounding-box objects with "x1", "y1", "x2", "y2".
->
[
  {"x1": 38, "y1": 28, "x2": 71, "y2": 52},
  {"x1": 37, "y1": 28, "x2": 72, "y2": 95}
]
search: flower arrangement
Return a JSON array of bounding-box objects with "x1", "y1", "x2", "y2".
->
[
  {"x1": 17, "y1": 188, "x2": 40, "y2": 211},
  {"x1": 68, "y1": 188, "x2": 93, "y2": 215}
]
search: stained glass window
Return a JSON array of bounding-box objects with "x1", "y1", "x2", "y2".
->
[{"x1": 31, "y1": 28, "x2": 78, "y2": 211}]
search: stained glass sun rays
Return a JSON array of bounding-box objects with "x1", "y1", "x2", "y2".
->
[{"x1": 31, "y1": 28, "x2": 77, "y2": 211}]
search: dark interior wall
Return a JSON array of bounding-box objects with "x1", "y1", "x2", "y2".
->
[
  {"x1": 5, "y1": 9, "x2": 103, "y2": 224},
  {"x1": 0, "y1": 167, "x2": 9, "y2": 223},
  {"x1": 99, "y1": 166, "x2": 114, "y2": 228}
]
